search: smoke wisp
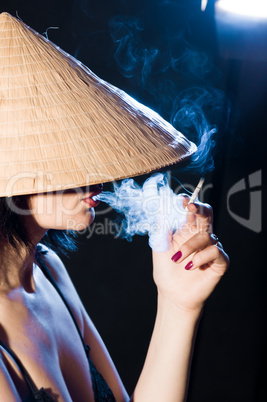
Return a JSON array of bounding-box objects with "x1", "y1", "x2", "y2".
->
[
  {"x1": 109, "y1": 14, "x2": 232, "y2": 174},
  {"x1": 98, "y1": 173, "x2": 187, "y2": 252}
]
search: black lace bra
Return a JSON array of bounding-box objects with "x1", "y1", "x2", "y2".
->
[{"x1": 0, "y1": 250, "x2": 116, "y2": 402}]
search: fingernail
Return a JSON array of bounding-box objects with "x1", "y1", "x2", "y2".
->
[
  {"x1": 185, "y1": 261, "x2": 193, "y2": 270},
  {"x1": 171, "y1": 250, "x2": 182, "y2": 262}
]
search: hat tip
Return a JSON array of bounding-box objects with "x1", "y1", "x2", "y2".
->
[{"x1": 0, "y1": 12, "x2": 13, "y2": 20}]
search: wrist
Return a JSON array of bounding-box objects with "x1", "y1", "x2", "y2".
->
[{"x1": 157, "y1": 293, "x2": 204, "y2": 324}]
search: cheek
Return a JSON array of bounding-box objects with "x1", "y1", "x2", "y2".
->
[
  {"x1": 28, "y1": 193, "x2": 95, "y2": 230},
  {"x1": 55, "y1": 196, "x2": 96, "y2": 230},
  {"x1": 60, "y1": 195, "x2": 82, "y2": 215},
  {"x1": 28, "y1": 195, "x2": 57, "y2": 228},
  {"x1": 30, "y1": 194, "x2": 56, "y2": 215},
  {"x1": 57, "y1": 196, "x2": 85, "y2": 224}
]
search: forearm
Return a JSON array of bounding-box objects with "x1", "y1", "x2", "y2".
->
[
  {"x1": 129, "y1": 199, "x2": 229, "y2": 401},
  {"x1": 132, "y1": 297, "x2": 202, "y2": 402}
]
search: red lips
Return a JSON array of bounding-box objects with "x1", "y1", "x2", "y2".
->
[{"x1": 82, "y1": 184, "x2": 103, "y2": 208}]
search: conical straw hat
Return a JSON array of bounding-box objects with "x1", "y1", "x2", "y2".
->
[{"x1": 0, "y1": 12, "x2": 196, "y2": 197}]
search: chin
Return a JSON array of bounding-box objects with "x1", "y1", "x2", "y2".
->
[
  {"x1": 66, "y1": 209, "x2": 95, "y2": 231},
  {"x1": 86, "y1": 212, "x2": 95, "y2": 227},
  {"x1": 87, "y1": 208, "x2": 95, "y2": 224}
]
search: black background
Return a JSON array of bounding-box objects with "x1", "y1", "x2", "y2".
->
[{"x1": 1, "y1": 1, "x2": 266, "y2": 400}]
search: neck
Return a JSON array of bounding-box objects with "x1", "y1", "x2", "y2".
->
[{"x1": 0, "y1": 240, "x2": 37, "y2": 293}]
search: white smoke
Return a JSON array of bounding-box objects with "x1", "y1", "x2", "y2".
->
[{"x1": 98, "y1": 173, "x2": 187, "y2": 252}]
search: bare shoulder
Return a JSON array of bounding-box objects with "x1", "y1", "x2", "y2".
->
[
  {"x1": 36, "y1": 245, "x2": 106, "y2": 344},
  {"x1": 36, "y1": 244, "x2": 129, "y2": 401},
  {"x1": 37, "y1": 245, "x2": 97, "y2": 339},
  {"x1": 37, "y1": 244, "x2": 85, "y2": 331},
  {"x1": 37, "y1": 244, "x2": 72, "y2": 286},
  {"x1": 37, "y1": 244, "x2": 83, "y2": 304}
]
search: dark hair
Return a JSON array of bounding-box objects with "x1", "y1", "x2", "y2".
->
[{"x1": 0, "y1": 195, "x2": 78, "y2": 257}]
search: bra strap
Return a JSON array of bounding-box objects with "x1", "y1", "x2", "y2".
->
[{"x1": 0, "y1": 340, "x2": 39, "y2": 396}]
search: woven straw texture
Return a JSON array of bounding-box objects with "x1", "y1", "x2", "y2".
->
[{"x1": 0, "y1": 12, "x2": 196, "y2": 197}]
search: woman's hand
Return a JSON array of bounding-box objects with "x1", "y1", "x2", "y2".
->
[{"x1": 152, "y1": 195, "x2": 229, "y2": 314}]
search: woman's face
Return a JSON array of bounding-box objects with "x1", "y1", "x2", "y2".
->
[{"x1": 27, "y1": 184, "x2": 103, "y2": 232}]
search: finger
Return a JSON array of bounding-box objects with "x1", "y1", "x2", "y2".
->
[
  {"x1": 173, "y1": 199, "x2": 213, "y2": 244},
  {"x1": 182, "y1": 196, "x2": 196, "y2": 224},
  {"x1": 182, "y1": 194, "x2": 190, "y2": 208},
  {"x1": 184, "y1": 245, "x2": 229, "y2": 275},
  {"x1": 171, "y1": 231, "x2": 214, "y2": 263},
  {"x1": 187, "y1": 202, "x2": 213, "y2": 233}
]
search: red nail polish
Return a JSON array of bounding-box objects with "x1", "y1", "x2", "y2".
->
[
  {"x1": 185, "y1": 261, "x2": 193, "y2": 270},
  {"x1": 171, "y1": 250, "x2": 182, "y2": 262}
]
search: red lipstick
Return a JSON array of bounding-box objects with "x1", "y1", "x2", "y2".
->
[{"x1": 82, "y1": 187, "x2": 102, "y2": 208}]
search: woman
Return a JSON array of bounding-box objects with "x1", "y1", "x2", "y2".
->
[{"x1": 0, "y1": 12, "x2": 229, "y2": 401}]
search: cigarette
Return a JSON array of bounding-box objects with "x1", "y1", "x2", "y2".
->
[{"x1": 189, "y1": 177, "x2": 205, "y2": 204}]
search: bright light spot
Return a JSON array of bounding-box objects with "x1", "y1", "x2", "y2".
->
[
  {"x1": 201, "y1": 0, "x2": 208, "y2": 11},
  {"x1": 216, "y1": 0, "x2": 267, "y2": 19}
]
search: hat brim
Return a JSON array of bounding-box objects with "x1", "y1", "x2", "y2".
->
[{"x1": 0, "y1": 12, "x2": 196, "y2": 197}]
